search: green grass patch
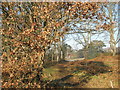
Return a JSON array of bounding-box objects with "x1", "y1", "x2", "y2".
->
[
  {"x1": 92, "y1": 75, "x2": 99, "y2": 79},
  {"x1": 43, "y1": 67, "x2": 59, "y2": 75}
]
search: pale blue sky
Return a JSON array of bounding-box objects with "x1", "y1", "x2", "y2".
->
[{"x1": 65, "y1": 30, "x2": 118, "y2": 50}]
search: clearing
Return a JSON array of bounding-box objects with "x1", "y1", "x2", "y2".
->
[{"x1": 43, "y1": 55, "x2": 119, "y2": 88}]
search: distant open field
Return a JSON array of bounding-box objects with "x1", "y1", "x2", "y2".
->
[{"x1": 65, "y1": 58, "x2": 85, "y2": 61}]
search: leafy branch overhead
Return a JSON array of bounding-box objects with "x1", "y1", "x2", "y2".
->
[{"x1": 1, "y1": 2, "x2": 109, "y2": 88}]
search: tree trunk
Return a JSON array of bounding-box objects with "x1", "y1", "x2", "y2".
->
[
  {"x1": 83, "y1": 49, "x2": 87, "y2": 59},
  {"x1": 55, "y1": 43, "x2": 59, "y2": 62},
  {"x1": 109, "y1": 30, "x2": 116, "y2": 56},
  {"x1": 107, "y1": 4, "x2": 116, "y2": 56},
  {"x1": 37, "y1": 51, "x2": 45, "y2": 88},
  {"x1": 52, "y1": 52, "x2": 54, "y2": 62},
  {"x1": 57, "y1": 55, "x2": 59, "y2": 62}
]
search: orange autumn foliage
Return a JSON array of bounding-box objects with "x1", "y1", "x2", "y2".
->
[{"x1": 1, "y1": 2, "x2": 100, "y2": 88}]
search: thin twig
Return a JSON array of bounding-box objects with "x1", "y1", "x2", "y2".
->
[{"x1": 110, "y1": 80, "x2": 114, "y2": 88}]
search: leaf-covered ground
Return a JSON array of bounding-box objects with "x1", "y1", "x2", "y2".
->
[{"x1": 43, "y1": 55, "x2": 119, "y2": 88}]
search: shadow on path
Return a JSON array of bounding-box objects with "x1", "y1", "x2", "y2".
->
[{"x1": 45, "y1": 61, "x2": 112, "y2": 88}]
